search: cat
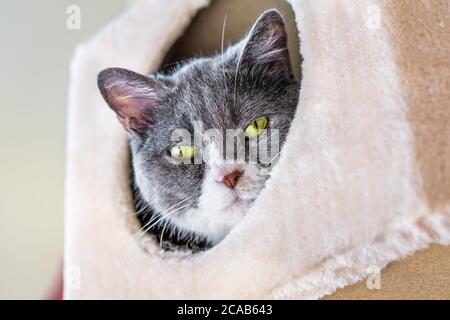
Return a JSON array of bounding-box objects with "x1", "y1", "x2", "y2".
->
[{"x1": 97, "y1": 10, "x2": 299, "y2": 250}]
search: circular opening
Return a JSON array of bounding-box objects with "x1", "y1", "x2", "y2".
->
[
  {"x1": 131, "y1": 0, "x2": 302, "y2": 255},
  {"x1": 164, "y1": 0, "x2": 302, "y2": 81}
]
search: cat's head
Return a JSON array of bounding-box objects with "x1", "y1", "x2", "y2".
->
[{"x1": 97, "y1": 10, "x2": 299, "y2": 245}]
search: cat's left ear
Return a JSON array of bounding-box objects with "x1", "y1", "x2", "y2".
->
[{"x1": 241, "y1": 10, "x2": 292, "y2": 77}]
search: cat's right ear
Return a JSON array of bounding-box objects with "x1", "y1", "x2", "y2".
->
[
  {"x1": 240, "y1": 10, "x2": 292, "y2": 78},
  {"x1": 97, "y1": 68, "x2": 161, "y2": 133}
]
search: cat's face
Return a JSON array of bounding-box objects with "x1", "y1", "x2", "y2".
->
[{"x1": 98, "y1": 10, "x2": 299, "y2": 245}]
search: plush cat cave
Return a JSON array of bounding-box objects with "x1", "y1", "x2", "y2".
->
[{"x1": 65, "y1": 0, "x2": 450, "y2": 299}]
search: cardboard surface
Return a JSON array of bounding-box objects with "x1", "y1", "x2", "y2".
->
[{"x1": 328, "y1": 245, "x2": 450, "y2": 299}]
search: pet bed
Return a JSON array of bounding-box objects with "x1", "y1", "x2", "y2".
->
[{"x1": 64, "y1": 0, "x2": 450, "y2": 299}]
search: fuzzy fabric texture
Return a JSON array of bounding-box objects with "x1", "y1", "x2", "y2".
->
[{"x1": 64, "y1": 0, "x2": 450, "y2": 299}]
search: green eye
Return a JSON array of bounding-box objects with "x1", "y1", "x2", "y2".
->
[
  {"x1": 244, "y1": 116, "x2": 268, "y2": 138},
  {"x1": 170, "y1": 145, "x2": 197, "y2": 159}
]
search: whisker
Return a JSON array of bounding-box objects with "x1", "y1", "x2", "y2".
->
[
  {"x1": 159, "y1": 218, "x2": 171, "y2": 249},
  {"x1": 129, "y1": 199, "x2": 154, "y2": 217},
  {"x1": 233, "y1": 45, "x2": 245, "y2": 109},
  {"x1": 221, "y1": 14, "x2": 228, "y2": 93},
  {"x1": 134, "y1": 195, "x2": 194, "y2": 238},
  {"x1": 136, "y1": 202, "x2": 190, "y2": 243}
]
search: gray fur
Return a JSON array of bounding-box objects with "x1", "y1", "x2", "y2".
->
[{"x1": 97, "y1": 10, "x2": 299, "y2": 249}]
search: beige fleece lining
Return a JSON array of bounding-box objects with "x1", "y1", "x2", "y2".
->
[{"x1": 64, "y1": 0, "x2": 450, "y2": 299}]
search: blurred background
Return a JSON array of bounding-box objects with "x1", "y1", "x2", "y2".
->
[{"x1": 0, "y1": 0, "x2": 135, "y2": 299}]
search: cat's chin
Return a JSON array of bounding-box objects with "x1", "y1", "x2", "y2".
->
[
  {"x1": 167, "y1": 196, "x2": 255, "y2": 246},
  {"x1": 204, "y1": 197, "x2": 254, "y2": 244},
  {"x1": 222, "y1": 197, "x2": 254, "y2": 214}
]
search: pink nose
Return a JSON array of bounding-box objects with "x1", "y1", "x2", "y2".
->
[{"x1": 221, "y1": 170, "x2": 243, "y2": 189}]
